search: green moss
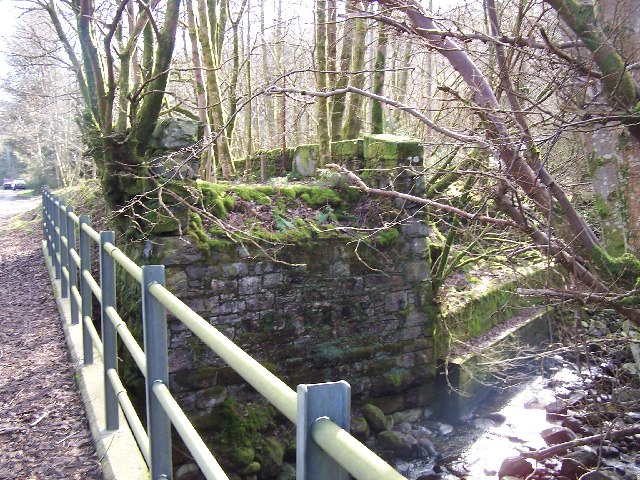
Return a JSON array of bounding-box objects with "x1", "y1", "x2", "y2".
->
[
  {"x1": 375, "y1": 227, "x2": 400, "y2": 247},
  {"x1": 210, "y1": 398, "x2": 276, "y2": 448},
  {"x1": 292, "y1": 185, "x2": 343, "y2": 208},
  {"x1": 436, "y1": 265, "x2": 549, "y2": 357},
  {"x1": 556, "y1": 0, "x2": 635, "y2": 107},
  {"x1": 363, "y1": 134, "x2": 423, "y2": 165},
  {"x1": 315, "y1": 344, "x2": 344, "y2": 362},
  {"x1": 229, "y1": 446, "x2": 255, "y2": 467},
  {"x1": 594, "y1": 196, "x2": 611, "y2": 219},
  {"x1": 601, "y1": 225, "x2": 626, "y2": 257},
  {"x1": 616, "y1": 132, "x2": 630, "y2": 152},
  {"x1": 233, "y1": 185, "x2": 274, "y2": 205},
  {"x1": 198, "y1": 181, "x2": 235, "y2": 219},
  {"x1": 331, "y1": 139, "x2": 364, "y2": 158},
  {"x1": 618, "y1": 295, "x2": 640, "y2": 307},
  {"x1": 385, "y1": 367, "x2": 409, "y2": 388},
  {"x1": 593, "y1": 247, "x2": 640, "y2": 285},
  {"x1": 188, "y1": 213, "x2": 233, "y2": 257}
]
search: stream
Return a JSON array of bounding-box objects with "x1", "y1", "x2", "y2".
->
[{"x1": 388, "y1": 358, "x2": 640, "y2": 479}]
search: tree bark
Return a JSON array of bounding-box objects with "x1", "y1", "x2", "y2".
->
[
  {"x1": 196, "y1": 0, "x2": 233, "y2": 178},
  {"x1": 316, "y1": 0, "x2": 330, "y2": 166},
  {"x1": 330, "y1": 0, "x2": 357, "y2": 141},
  {"x1": 371, "y1": 20, "x2": 388, "y2": 134},
  {"x1": 342, "y1": 2, "x2": 369, "y2": 139}
]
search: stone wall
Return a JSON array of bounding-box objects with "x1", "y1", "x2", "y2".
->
[
  {"x1": 137, "y1": 133, "x2": 436, "y2": 419},
  {"x1": 116, "y1": 133, "x2": 438, "y2": 477},
  {"x1": 238, "y1": 134, "x2": 421, "y2": 183},
  {"x1": 152, "y1": 216, "x2": 434, "y2": 418}
]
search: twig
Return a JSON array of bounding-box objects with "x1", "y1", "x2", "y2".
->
[
  {"x1": 522, "y1": 425, "x2": 640, "y2": 460},
  {"x1": 0, "y1": 427, "x2": 24, "y2": 434},
  {"x1": 326, "y1": 163, "x2": 521, "y2": 229},
  {"x1": 30, "y1": 411, "x2": 49, "y2": 426},
  {"x1": 57, "y1": 430, "x2": 80, "y2": 444}
]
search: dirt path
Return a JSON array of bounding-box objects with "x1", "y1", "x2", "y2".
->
[{"x1": 0, "y1": 214, "x2": 103, "y2": 479}]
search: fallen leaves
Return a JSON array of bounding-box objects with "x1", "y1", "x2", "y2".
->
[{"x1": 0, "y1": 216, "x2": 102, "y2": 479}]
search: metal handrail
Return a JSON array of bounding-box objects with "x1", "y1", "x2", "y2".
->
[
  {"x1": 312, "y1": 418, "x2": 405, "y2": 480},
  {"x1": 83, "y1": 315, "x2": 103, "y2": 358},
  {"x1": 41, "y1": 189, "x2": 408, "y2": 480},
  {"x1": 103, "y1": 241, "x2": 142, "y2": 283},
  {"x1": 148, "y1": 282, "x2": 298, "y2": 423},
  {"x1": 153, "y1": 382, "x2": 229, "y2": 479},
  {"x1": 106, "y1": 368, "x2": 151, "y2": 463},
  {"x1": 106, "y1": 306, "x2": 147, "y2": 375},
  {"x1": 81, "y1": 222, "x2": 100, "y2": 243}
]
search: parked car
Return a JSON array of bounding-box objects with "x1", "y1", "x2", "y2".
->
[
  {"x1": 12, "y1": 179, "x2": 26, "y2": 190},
  {"x1": 3, "y1": 179, "x2": 12, "y2": 189}
]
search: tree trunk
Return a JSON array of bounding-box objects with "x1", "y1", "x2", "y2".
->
[
  {"x1": 371, "y1": 19, "x2": 387, "y2": 134},
  {"x1": 330, "y1": 0, "x2": 357, "y2": 141},
  {"x1": 578, "y1": 0, "x2": 640, "y2": 255},
  {"x1": 196, "y1": 0, "x2": 233, "y2": 178},
  {"x1": 316, "y1": 0, "x2": 330, "y2": 166},
  {"x1": 342, "y1": 1, "x2": 368, "y2": 139},
  {"x1": 186, "y1": 0, "x2": 215, "y2": 181}
]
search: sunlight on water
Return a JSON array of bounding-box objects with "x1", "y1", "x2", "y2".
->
[{"x1": 456, "y1": 371, "x2": 574, "y2": 478}]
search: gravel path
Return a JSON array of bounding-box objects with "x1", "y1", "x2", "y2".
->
[{"x1": 0, "y1": 214, "x2": 103, "y2": 479}]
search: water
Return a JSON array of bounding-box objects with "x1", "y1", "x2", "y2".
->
[{"x1": 397, "y1": 368, "x2": 590, "y2": 479}]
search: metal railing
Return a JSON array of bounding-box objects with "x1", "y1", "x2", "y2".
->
[{"x1": 42, "y1": 189, "x2": 407, "y2": 480}]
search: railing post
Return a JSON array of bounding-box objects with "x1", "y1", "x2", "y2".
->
[
  {"x1": 297, "y1": 381, "x2": 350, "y2": 480},
  {"x1": 142, "y1": 265, "x2": 173, "y2": 479},
  {"x1": 60, "y1": 201, "x2": 69, "y2": 298},
  {"x1": 46, "y1": 193, "x2": 54, "y2": 259},
  {"x1": 41, "y1": 189, "x2": 47, "y2": 243},
  {"x1": 53, "y1": 197, "x2": 61, "y2": 280},
  {"x1": 66, "y1": 206, "x2": 78, "y2": 324},
  {"x1": 79, "y1": 216, "x2": 93, "y2": 365},
  {"x1": 100, "y1": 230, "x2": 118, "y2": 430}
]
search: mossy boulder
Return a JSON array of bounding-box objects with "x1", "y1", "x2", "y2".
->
[
  {"x1": 376, "y1": 430, "x2": 415, "y2": 459},
  {"x1": 351, "y1": 416, "x2": 371, "y2": 441},
  {"x1": 229, "y1": 446, "x2": 256, "y2": 468},
  {"x1": 362, "y1": 403, "x2": 388, "y2": 433},
  {"x1": 239, "y1": 461, "x2": 261, "y2": 476},
  {"x1": 275, "y1": 463, "x2": 296, "y2": 480},
  {"x1": 256, "y1": 436, "x2": 285, "y2": 479},
  {"x1": 151, "y1": 118, "x2": 201, "y2": 150}
]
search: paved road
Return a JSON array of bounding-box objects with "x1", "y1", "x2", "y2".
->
[{"x1": 0, "y1": 189, "x2": 41, "y2": 219}]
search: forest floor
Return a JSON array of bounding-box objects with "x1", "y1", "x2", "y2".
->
[{"x1": 0, "y1": 211, "x2": 103, "y2": 479}]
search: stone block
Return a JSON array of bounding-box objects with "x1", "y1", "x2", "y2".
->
[
  {"x1": 165, "y1": 270, "x2": 189, "y2": 297},
  {"x1": 254, "y1": 262, "x2": 276, "y2": 274},
  {"x1": 168, "y1": 349, "x2": 194, "y2": 373},
  {"x1": 150, "y1": 118, "x2": 201, "y2": 150},
  {"x1": 363, "y1": 134, "x2": 423, "y2": 165},
  {"x1": 174, "y1": 392, "x2": 196, "y2": 412},
  {"x1": 239, "y1": 276, "x2": 261, "y2": 295},
  {"x1": 210, "y1": 278, "x2": 237, "y2": 294},
  {"x1": 246, "y1": 293, "x2": 275, "y2": 312},
  {"x1": 172, "y1": 366, "x2": 218, "y2": 391},
  {"x1": 400, "y1": 220, "x2": 430, "y2": 238},
  {"x1": 385, "y1": 291, "x2": 408, "y2": 312},
  {"x1": 263, "y1": 272, "x2": 284, "y2": 288},
  {"x1": 154, "y1": 237, "x2": 203, "y2": 265},
  {"x1": 329, "y1": 261, "x2": 350, "y2": 277},
  {"x1": 195, "y1": 385, "x2": 228, "y2": 410},
  {"x1": 406, "y1": 261, "x2": 429, "y2": 282},
  {"x1": 331, "y1": 138, "x2": 364, "y2": 158},
  {"x1": 221, "y1": 262, "x2": 249, "y2": 277},
  {"x1": 211, "y1": 299, "x2": 246, "y2": 316},
  {"x1": 293, "y1": 143, "x2": 319, "y2": 176}
]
